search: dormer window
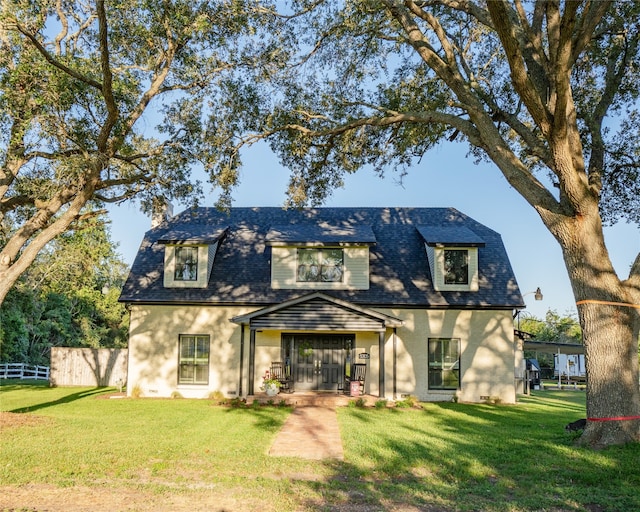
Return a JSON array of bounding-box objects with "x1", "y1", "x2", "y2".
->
[
  {"x1": 175, "y1": 246, "x2": 198, "y2": 281},
  {"x1": 158, "y1": 226, "x2": 228, "y2": 289},
  {"x1": 297, "y1": 248, "x2": 344, "y2": 283},
  {"x1": 266, "y1": 224, "x2": 375, "y2": 290},
  {"x1": 417, "y1": 226, "x2": 485, "y2": 292}
]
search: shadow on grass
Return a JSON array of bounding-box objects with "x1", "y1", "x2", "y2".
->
[
  {"x1": 9, "y1": 387, "x2": 109, "y2": 413},
  {"x1": 290, "y1": 392, "x2": 639, "y2": 512},
  {"x1": 223, "y1": 402, "x2": 291, "y2": 431}
]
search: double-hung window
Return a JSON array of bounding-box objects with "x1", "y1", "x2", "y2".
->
[
  {"x1": 428, "y1": 338, "x2": 460, "y2": 390},
  {"x1": 178, "y1": 335, "x2": 210, "y2": 385},
  {"x1": 296, "y1": 248, "x2": 344, "y2": 283},
  {"x1": 443, "y1": 249, "x2": 469, "y2": 285},
  {"x1": 174, "y1": 246, "x2": 198, "y2": 281}
]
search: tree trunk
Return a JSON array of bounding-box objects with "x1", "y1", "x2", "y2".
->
[
  {"x1": 0, "y1": 171, "x2": 100, "y2": 307},
  {"x1": 579, "y1": 300, "x2": 640, "y2": 448},
  {"x1": 555, "y1": 212, "x2": 640, "y2": 448}
]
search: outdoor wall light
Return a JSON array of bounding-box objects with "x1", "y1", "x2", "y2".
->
[{"x1": 523, "y1": 287, "x2": 543, "y2": 301}]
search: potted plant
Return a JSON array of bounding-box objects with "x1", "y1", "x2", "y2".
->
[{"x1": 261, "y1": 372, "x2": 282, "y2": 396}]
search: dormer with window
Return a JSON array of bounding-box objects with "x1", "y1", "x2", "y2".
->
[
  {"x1": 266, "y1": 224, "x2": 376, "y2": 290},
  {"x1": 417, "y1": 226, "x2": 485, "y2": 292},
  {"x1": 159, "y1": 226, "x2": 228, "y2": 288}
]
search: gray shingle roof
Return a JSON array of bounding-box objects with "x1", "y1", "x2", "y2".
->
[
  {"x1": 157, "y1": 225, "x2": 228, "y2": 244},
  {"x1": 417, "y1": 226, "x2": 486, "y2": 247},
  {"x1": 266, "y1": 224, "x2": 376, "y2": 245},
  {"x1": 119, "y1": 207, "x2": 524, "y2": 309}
]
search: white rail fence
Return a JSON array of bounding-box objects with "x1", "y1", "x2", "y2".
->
[{"x1": 0, "y1": 363, "x2": 50, "y2": 381}]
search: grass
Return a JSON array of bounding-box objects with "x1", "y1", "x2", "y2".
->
[
  {"x1": 337, "y1": 392, "x2": 640, "y2": 511},
  {"x1": 1, "y1": 382, "x2": 639, "y2": 511}
]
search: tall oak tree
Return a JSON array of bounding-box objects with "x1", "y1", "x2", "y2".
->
[{"x1": 244, "y1": 0, "x2": 640, "y2": 447}]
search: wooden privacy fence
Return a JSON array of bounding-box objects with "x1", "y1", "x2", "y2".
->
[
  {"x1": 0, "y1": 363, "x2": 50, "y2": 380},
  {"x1": 50, "y1": 347, "x2": 128, "y2": 387}
]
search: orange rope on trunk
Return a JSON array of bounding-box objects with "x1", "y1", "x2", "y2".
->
[
  {"x1": 576, "y1": 299, "x2": 640, "y2": 309},
  {"x1": 587, "y1": 415, "x2": 640, "y2": 422}
]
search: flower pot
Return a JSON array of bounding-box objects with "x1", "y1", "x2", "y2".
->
[{"x1": 265, "y1": 383, "x2": 279, "y2": 396}]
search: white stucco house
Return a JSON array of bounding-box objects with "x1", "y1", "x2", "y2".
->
[{"x1": 119, "y1": 207, "x2": 526, "y2": 403}]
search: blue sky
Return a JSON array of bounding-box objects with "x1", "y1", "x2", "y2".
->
[{"x1": 109, "y1": 140, "x2": 639, "y2": 320}]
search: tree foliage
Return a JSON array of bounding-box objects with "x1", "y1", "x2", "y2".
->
[
  {"x1": 520, "y1": 310, "x2": 583, "y2": 346},
  {"x1": 520, "y1": 310, "x2": 583, "y2": 371},
  {"x1": 0, "y1": 214, "x2": 129, "y2": 365},
  {"x1": 240, "y1": 1, "x2": 640, "y2": 221},
  {"x1": 0, "y1": 0, "x2": 285, "y2": 304}
]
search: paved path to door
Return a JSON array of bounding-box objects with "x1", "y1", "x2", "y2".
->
[{"x1": 269, "y1": 406, "x2": 344, "y2": 460}]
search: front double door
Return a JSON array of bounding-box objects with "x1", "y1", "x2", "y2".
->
[{"x1": 285, "y1": 334, "x2": 351, "y2": 392}]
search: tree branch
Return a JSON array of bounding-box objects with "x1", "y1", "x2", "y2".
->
[
  {"x1": 10, "y1": 20, "x2": 103, "y2": 90},
  {"x1": 96, "y1": 0, "x2": 118, "y2": 152},
  {"x1": 571, "y1": 0, "x2": 613, "y2": 64},
  {"x1": 486, "y1": 1, "x2": 552, "y2": 136}
]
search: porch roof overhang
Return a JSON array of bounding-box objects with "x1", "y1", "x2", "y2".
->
[
  {"x1": 523, "y1": 341, "x2": 585, "y2": 355},
  {"x1": 230, "y1": 292, "x2": 404, "y2": 331}
]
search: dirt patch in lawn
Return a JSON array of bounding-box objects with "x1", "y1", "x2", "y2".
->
[
  {"x1": 93, "y1": 391, "x2": 127, "y2": 399},
  {"x1": 0, "y1": 484, "x2": 450, "y2": 512},
  {"x1": 0, "y1": 411, "x2": 52, "y2": 429},
  {"x1": 0, "y1": 484, "x2": 252, "y2": 512}
]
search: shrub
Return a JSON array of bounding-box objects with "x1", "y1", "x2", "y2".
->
[
  {"x1": 208, "y1": 390, "x2": 226, "y2": 404},
  {"x1": 229, "y1": 397, "x2": 246, "y2": 408},
  {"x1": 374, "y1": 399, "x2": 388, "y2": 409},
  {"x1": 395, "y1": 395, "x2": 420, "y2": 408},
  {"x1": 130, "y1": 384, "x2": 143, "y2": 399}
]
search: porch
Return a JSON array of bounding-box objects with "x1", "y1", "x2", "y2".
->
[{"x1": 231, "y1": 292, "x2": 404, "y2": 399}]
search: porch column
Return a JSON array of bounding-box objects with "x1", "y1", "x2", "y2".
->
[
  {"x1": 378, "y1": 330, "x2": 385, "y2": 398},
  {"x1": 392, "y1": 328, "x2": 397, "y2": 400},
  {"x1": 248, "y1": 327, "x2": 256, "y2": 395},
  {"x1": 238, "y1": 324, "x2": 245, "y2": 397}
]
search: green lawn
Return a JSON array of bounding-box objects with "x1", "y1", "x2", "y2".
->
[{"x1": 1, "y1": 383, "x2": 639, "y2": 511}]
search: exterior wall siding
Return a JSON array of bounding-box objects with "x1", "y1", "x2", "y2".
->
[
  {"x1": 128, "y1": 304, "x2": 516, "y2": 403},
  {"x1": 271, "y1": 246, "x2": 369, "y2": 290}
]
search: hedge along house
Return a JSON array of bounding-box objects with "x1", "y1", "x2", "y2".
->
[{"x1": 119, "y1": 207, "x2": 525, "y2": 403}]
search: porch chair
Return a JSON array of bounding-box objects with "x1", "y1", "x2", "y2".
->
[
  {"x1": 270, "y1": 361, "x2": 292, "y2": 393},
  {"x1": 344, "y1": 363, "x2": 366, "y2": 396}
]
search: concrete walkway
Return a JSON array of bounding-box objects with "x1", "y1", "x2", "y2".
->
[{"x1": 269, "y1": 406, "x2": 344, "y2": 460}]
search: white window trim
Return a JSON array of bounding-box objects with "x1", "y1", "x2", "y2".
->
[
  {"x1": 178, "y1": 334, "x2": 210, "y2": 386},
  {"x1": 164, "y1": 244, "x2": 211, "y2": 288}
]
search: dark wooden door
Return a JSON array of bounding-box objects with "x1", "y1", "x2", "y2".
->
[{"x1": 293, "y1": 335, "x2": 345, "y2": 391}]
